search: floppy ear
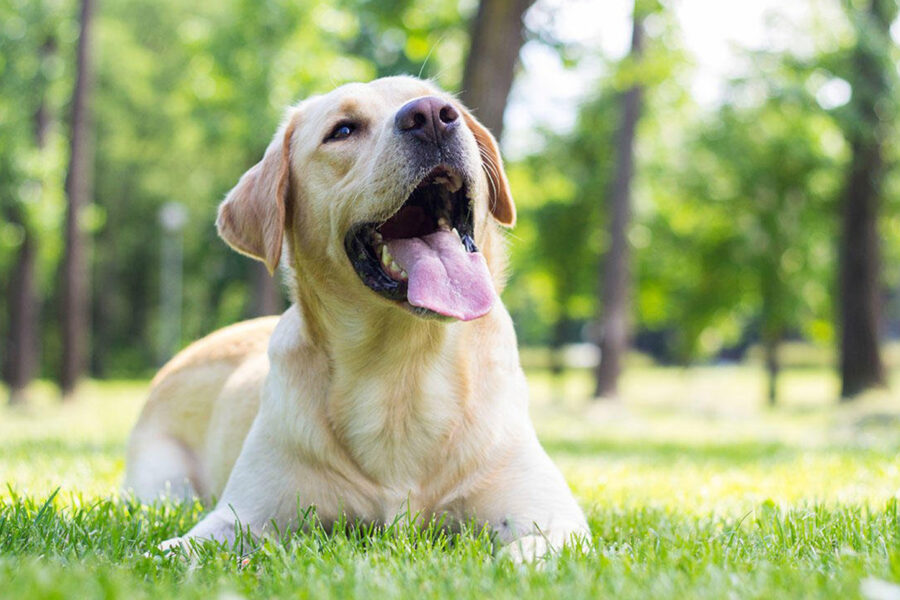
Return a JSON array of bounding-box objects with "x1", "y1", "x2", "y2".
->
[
  {"x1": 216, "y1": 114, "x2": 298, "y2": 274},
  {"x1": 461, "y1": 110, "x2": 516, "y2": 227}
]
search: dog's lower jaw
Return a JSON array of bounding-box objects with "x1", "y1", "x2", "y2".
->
[{"x1": 285, "y1": 255, "x2": 460, "y2": 353}]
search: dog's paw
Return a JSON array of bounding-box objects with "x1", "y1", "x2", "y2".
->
[
  {"x1": 498, "y1": 534, "x2": 552, "y2": 564},
  {"x1": 157, "y1": 535, "x2": 195, "y2": 556}
]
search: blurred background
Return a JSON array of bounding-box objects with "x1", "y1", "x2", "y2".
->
[{"x1": 2, "y1": 0, "x2": 900, "y2": 409}]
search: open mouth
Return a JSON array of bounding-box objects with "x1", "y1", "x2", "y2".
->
[{"x1": 344, "y1": 165, "x2": 496, "y2": 321}]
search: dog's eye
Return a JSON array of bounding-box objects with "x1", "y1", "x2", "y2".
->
[{"x1": 325, "y1": 122, "x2": 356, "y2": 142}]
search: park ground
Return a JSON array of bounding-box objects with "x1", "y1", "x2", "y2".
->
[{"x1": 2, "y1": 364, "x2": 900, "y2": 599}]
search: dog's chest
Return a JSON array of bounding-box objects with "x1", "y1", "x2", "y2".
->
[{"x1": 330, "y1": 364, "x2": 465, "y2": 487}]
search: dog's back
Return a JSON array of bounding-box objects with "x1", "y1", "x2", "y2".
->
[{"x1": 124, "y1": 316, "x2": 278, "y2": 501}]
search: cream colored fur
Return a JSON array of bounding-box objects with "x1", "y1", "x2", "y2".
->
[{"x1": 124, "y1": 76, "x2": 588, "y2": 561}]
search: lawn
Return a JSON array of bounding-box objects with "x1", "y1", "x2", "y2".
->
[{"x1": 2, "y1": 366, "x2": 900, "y2": 599}]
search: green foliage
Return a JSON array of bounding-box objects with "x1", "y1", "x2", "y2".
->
[
  {"x1": 338, "y1": 0, "x2": 470, "y2": 86},
  {"x1": 0, "y1": 0, "x2": 71, "y2": 369},
  {"x1": 642, "y1": 68, "x2": 843, "y2": 359},
  {"x1": 0, "y1": 0, "x2": 474, "y2": 377},
  {"x1": 505, "y1": 91, "x2": 618, "y2": 345},
  {"x1": 3, "y1": 0, "x2": 900, "y2": 377},
  {"x1": 504, "y1": 6, "x2": 857, "y2": 363}
]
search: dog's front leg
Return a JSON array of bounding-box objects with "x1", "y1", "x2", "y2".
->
[
  {"x1": 158, "y1": 418, "x2": 304, "y2": 554},
  {"x1": 469, "y1": 439, "x2": 591, "y2": 563}
]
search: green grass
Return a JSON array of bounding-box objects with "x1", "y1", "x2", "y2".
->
[{"x1": 3, "y1": 366, "x2": 900, "y2": 598}]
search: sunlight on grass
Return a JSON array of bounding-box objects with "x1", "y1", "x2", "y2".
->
[
  {"x1": 1, "y1": 380, "x2": 146, "y2": 498},
  {"x1": 2, "y1": 366, "x2": 900, "y2": 598},
  {"x1": 3, "y1": 367, "x2": 900, "y2": 512},
  {"x1": 528, "y1": 366, "x2": 900, "y2": 516}
]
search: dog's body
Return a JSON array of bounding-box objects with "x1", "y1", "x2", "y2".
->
[{"x1": 125, "y1": 76, "x2": 588, "y2": 560}]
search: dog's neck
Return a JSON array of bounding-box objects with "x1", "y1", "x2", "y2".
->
[
  {"x1": 313, "y1": 292, "x2": 467, "y2": 391},
  {"x1": 281, "y1": 228, "x2": 514, "y2": 483},
  {"x1": 293, "y1": 280, "x2": 483, "y2": 483}
]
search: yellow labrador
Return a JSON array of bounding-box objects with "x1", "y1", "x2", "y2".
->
[{"x1": 124, "y1": 76, "x2": 588, "y2": 561}]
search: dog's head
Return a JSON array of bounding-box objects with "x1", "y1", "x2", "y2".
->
[{"x1": 217, "y1": 76, "x2": 515, "y2": 322}]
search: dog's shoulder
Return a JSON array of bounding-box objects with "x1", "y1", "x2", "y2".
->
[{"x1": 260, "y1": 305, "x2": 332, "y2": 425}]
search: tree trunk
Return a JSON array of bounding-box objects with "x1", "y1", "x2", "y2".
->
[
  {"x1": 459, "y1": 0, "x2": 536, "y2": 138},
  {"x1": 5, "y1": 39, "x2": 55, "y2": 405},
  {"x1": 839, "y1": 137, "x2": 886, "y2": 398},
  {"x1": 5, "y1": 227, "x2": 39, "y2": 406},
  {"x1": 763, "y1": 335, "x2": 779, "y2": 407},
  {"x1": 60, "y1": 0, "x2": 95, "y2": 399},
  {"x1": 250, "y1": 262, "x2": 283, "y2": 317},
  {"x1": 837, "y1": 0, "x2": 895, "y2": 400},
  {"x1": 549, "y1": 315, "x2": 568, "y2": 378},
  {"x1": 595, "y1": 6, "x2": 644, "y2": 399}
]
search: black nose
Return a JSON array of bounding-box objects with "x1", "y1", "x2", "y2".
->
[{"x1": 394, "y1": 96, "x2": 460, "y2": 145}]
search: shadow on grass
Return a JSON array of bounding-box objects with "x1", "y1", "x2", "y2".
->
[
  {"x1": 543, "y1": 435, "x2": 900, "y2": 465},
  {"x1": 2, "y1": 439, "x2": 123, "y2": 460},
  {"x1": 541, "y1": 437, "x2": 796, "y2": 465}
]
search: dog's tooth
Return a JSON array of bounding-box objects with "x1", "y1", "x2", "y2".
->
[
  {"x1": 372, "y1": 231, "x2": 383, "y2": 243},
  {"x1": 452, "y1": 227, "x2": 460, "y2": 238},
  {"x1": 400, "y1": 270, "x2": 408, "y2": 280},
  {"x1": 390, "y1": 261, "x2": 401, "y2": 273},
  {"x1": 438, "y1": 217, "x2": 450, "y2": 230},
  {"x1": 381, "y1": 245, "x2": 392, "y2": 266}
]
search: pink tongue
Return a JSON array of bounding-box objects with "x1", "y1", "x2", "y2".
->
[{"x1": 386, "y1": 230, "x2": 496, "y2": 321}]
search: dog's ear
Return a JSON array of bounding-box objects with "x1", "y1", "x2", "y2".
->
[
  {"x1": 461, "y1": 109, "x2": 516, "y2": 227},
  {"x1": 216, "y1": 112, "x2": 298, "y2": 274}
]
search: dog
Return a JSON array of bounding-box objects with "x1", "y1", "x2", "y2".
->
[{"x1": 124, "y1": 76, "x2": 588, "y2": 561}]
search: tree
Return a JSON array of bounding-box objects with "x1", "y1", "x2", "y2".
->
[
  {"x1": 503, "y1": 90, "x2": 617, "y2": 372},
  {"x1": 3, "y1": 36, "x2": 54, "y2": 405},
  {"x1": 594, "y1": 0, "x2": 646, "y2": 399},
  {"x1": 836, "y1": 0, "x2": 897, "y2": 399},
  {"x1": 459, "y1": 0, "x2": 536, "y2": 137},
  {"x1": 674, "y1": 92, "x2": 839, "y2": 405},
  {"x1": 3, "y1": 208, "x2": 39, "y2": 405},
  {"x1": 60, "y1": 0, "x2": 95, "y2": 397}
]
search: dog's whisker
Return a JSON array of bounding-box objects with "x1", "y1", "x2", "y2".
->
[{"x1": 418, "y1": 33, "x2": 448, "y2": 80}]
